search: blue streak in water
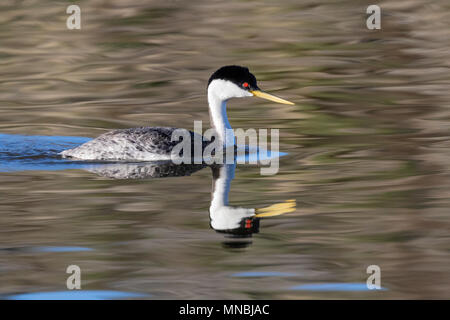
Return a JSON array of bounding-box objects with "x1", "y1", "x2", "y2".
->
[
  {"x1": 7, "y1": 290, "x2": 149, "y2": 300},
  {"x1": 289, "y1": 283, "x2": 387, "y2": 292},
  {"x1": 0, "y1": 133, "x2": 92, "y2": 172}
]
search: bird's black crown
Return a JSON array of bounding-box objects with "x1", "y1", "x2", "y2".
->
[{"x1": 208, "y1": 65, "x2": 259, "y2": 91}]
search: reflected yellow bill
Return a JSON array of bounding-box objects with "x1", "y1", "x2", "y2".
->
[
  {"x1": 254, "y1": 199, "x2": 296, "y2": 218},
  {"x1": 250, "y1": 90, "x2": 295, "y2": 105}
]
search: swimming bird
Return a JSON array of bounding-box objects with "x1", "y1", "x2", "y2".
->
[{"x1": 60, "y1": 65, "x2": 294, "y2": 161}]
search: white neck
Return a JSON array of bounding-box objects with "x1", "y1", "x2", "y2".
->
[
  {"x1": 207, "y1": 79, "x2": 252, "y2": 147},
  {"x1": 207, "y1": 93, "x2": 235, "y2": 147}
]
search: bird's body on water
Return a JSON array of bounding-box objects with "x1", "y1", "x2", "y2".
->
[{"x1": 60, "y1": 65, "x2": 294, "y2": 161}]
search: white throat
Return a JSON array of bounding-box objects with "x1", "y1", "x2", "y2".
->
[{"x1": 207, "y1": 79, "x2": 252, "y2": 147}]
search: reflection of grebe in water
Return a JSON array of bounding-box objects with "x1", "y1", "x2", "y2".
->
[
  {"x1": 86, "y1": 161, "x2": 206, "y2": 179},
  {"x1": 60, "y1": 65, "x2": 293, "y2": 161},
  {"x1": 85, "y1": 161, "x2": 295, "y2": 243},
  {"x1": 209, "y1": 163, "x2": 295, "y2": 245}
]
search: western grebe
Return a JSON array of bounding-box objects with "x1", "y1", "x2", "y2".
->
[{"x1": 60, "y1": 65, "x2": 294, "y2": 161}]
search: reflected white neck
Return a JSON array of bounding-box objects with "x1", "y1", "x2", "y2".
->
[
  {"x1": 209, "y1": 164, "x2": 255, "y2": 231},
  {"x1": 210, "y1": 164, "x2": 233, "y2": 210}
]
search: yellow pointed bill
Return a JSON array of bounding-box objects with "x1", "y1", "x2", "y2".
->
[
  {"x1": 250, "y1": 90, "x2": 295, "y2": 105},
  {"x1": 254, "y1": 199, "x2": 296, "y2": 218}
]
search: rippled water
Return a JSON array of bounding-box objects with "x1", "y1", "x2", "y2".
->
[{"x1": 1, "y1": 0, "x2": 450, "y2": 299}]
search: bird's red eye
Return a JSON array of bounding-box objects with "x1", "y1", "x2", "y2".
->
[{"x1": 243, "y1": 82, "x2": 249, "y2": 88}]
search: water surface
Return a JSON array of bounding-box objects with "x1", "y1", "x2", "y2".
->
[{"x1": 0, "y1": 0, "x2": 449, "y2": 299}]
